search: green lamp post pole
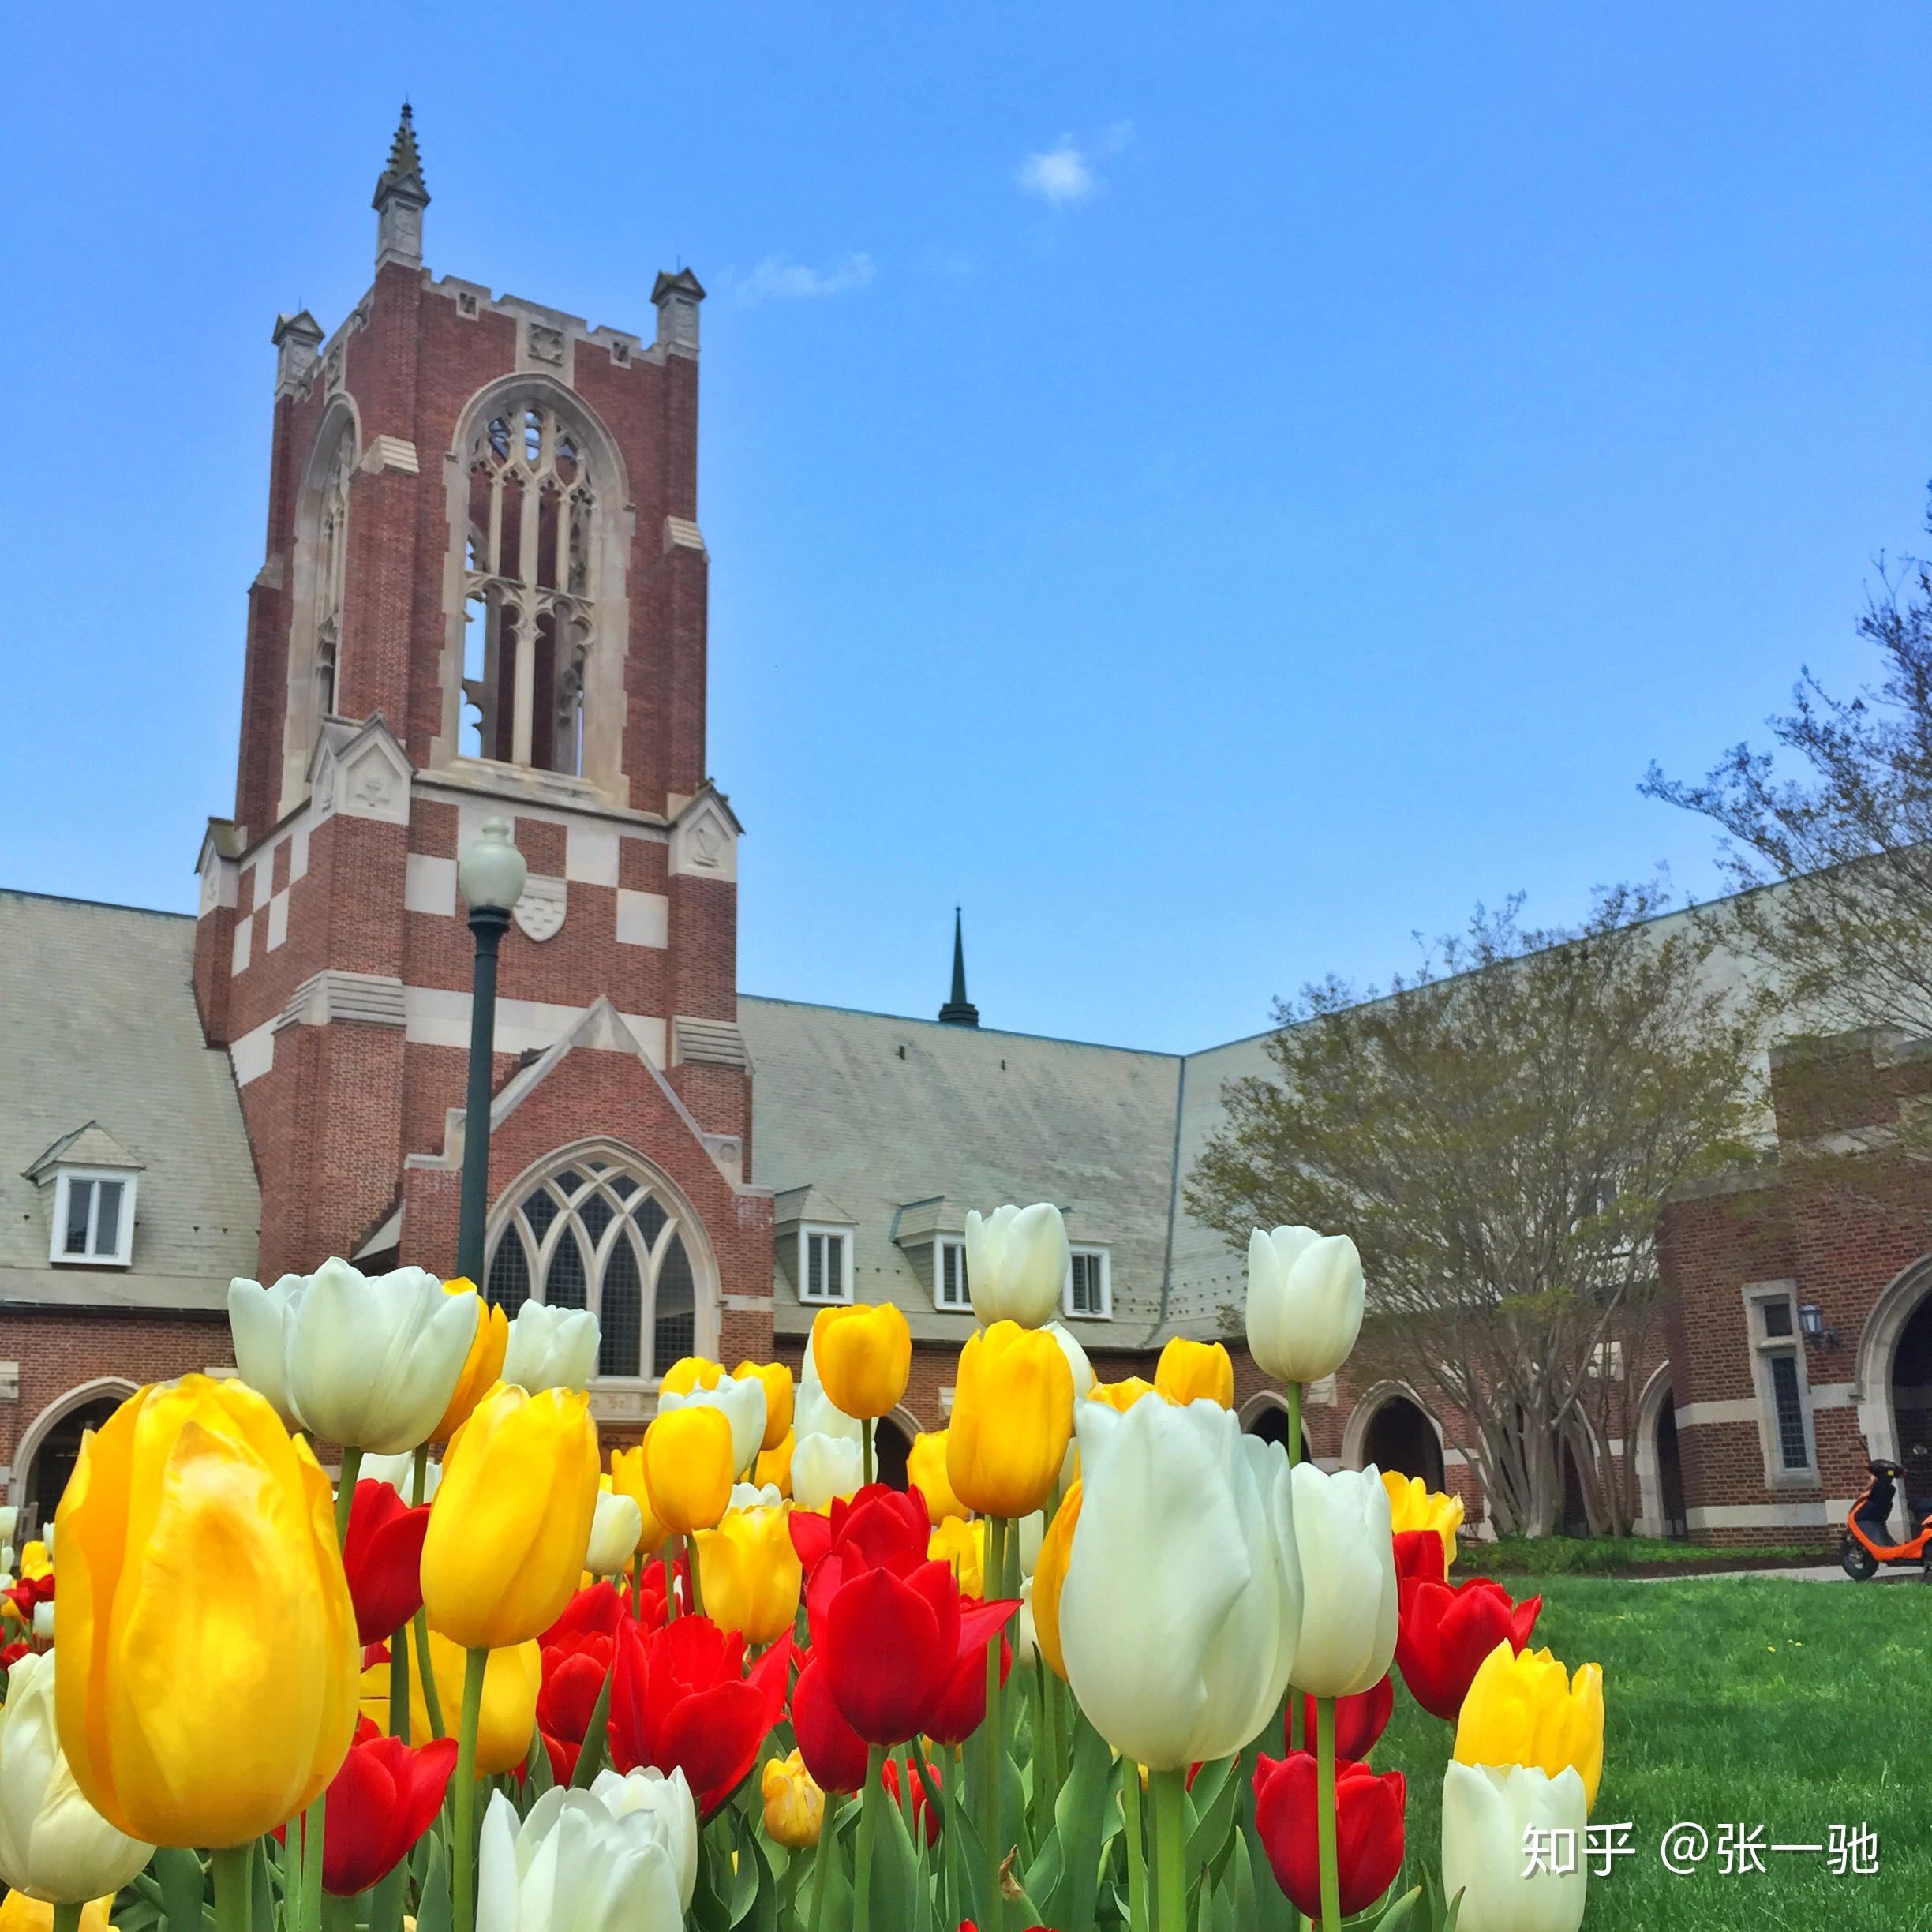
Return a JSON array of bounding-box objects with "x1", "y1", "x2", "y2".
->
[{"x1": 455, "y1": 817, "x2": 527, "y2": 1285}]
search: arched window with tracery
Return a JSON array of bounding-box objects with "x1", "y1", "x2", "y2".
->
[
  {"x1": 313, "y1": 432, "x2": 354, "y2": 724},
  {"x1": 461, "y1": 399, "x2": 598, "y2": 774},
  {"x1": 279, "y1": 413, "x2": 360, "y2": 816},
  {"x1": 484, "y1": 1153, "x2": 705, "y2": 1380}
]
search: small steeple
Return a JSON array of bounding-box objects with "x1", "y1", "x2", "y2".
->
[
  {"x1": 938, "y1": 908, "x2": 979, "y2": 1027},
  {"x1": 372, "y1": 103, "x2": 430, "y2": 273}
]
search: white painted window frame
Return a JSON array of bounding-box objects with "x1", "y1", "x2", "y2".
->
[
  {"x1": 1063, "y1": 1245, "x2": 1113, "y2": 1321},
  {"x1": 934, "y1": 1236, "x2": 971, "y2": 1313},
  {"x1": 48, "y1": 1169, "x2": 137, "y2": 1268},
  {"x1": 799, "y1": 1224, "x2": 854, "y2": 1305},
  {"x1": 1743, "y1": 1279, "x2": 1818, "y2": 1488}
]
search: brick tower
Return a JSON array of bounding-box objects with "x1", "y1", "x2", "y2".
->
[{"x1": 191, "y1": 110, "x2": 773, "y2": 1423}]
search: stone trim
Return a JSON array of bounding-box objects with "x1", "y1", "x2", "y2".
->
[
  {"x1": 274, "y1": 971, "x2": 408, "y2": 1034},
  {"x1": 361, "y1": 435, "x2": 421, "y2": 476},
  {"x1": 672, "y1": 1017, "x2": 751, "y2": 1071}
]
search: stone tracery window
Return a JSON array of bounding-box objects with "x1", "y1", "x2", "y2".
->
[
  {"x1": 484, "y1": 1155, "x2": 699, "y2": 1380},
  {"x1": 313, "y1": 432, "x2": 354, "y2": 725},
  {"x1": 460, "y1": 400, "x2": 598, "y2": 773}
]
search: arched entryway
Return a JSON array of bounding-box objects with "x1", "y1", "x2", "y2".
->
[
  {"x1": 1634, "y1": 1367, "x2": 1689, "y2": 1541},
  {"x1": 1239, "y1": 1391, "x2": 1313, "y2": 1463},
  {"x1": 1854, "y1": 1256, "x2": 1932, "y2": 1464},
  {"x1": 1350, "y1": 1388, "x2": 1446, "y2": 1490},
  {"x1": 13, "y1": 1382, "x2": 134, "y2": 1539},
  {"x1": 874, "y1": 1410, "x2": 915, "y2": 1492},
  {"x1": 1892, "y1": 1295, "x2": 1932, "y2": 1464}
]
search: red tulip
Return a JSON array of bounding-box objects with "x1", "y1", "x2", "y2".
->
[
  {"x1": 926, "y1": 1612, "x2": 1011, "y2": 1749},
  {"x1": 342, "y1": 1479, "x2": 430, "y2": 1647},
  {"x1": 0, "y1": 1641, "x2": 27, "y2": 1668},
  {"x1": 320, "y1": 1728, "x2": 458, "y2": 1895},
  {"x1": 1295, "y1": 1672, "x2": 1393, "y2": 1761},
  {"x1": 1392, "y1": 1529, "x2": 1447, "y2": 1588},
  {"x1": 536, "y1": 1586, "x2": 628, "y2": 1780},
  {"x1": 1395, "y1": 1575, "x2": 1541, "y2": 1722},
  {"x1": 1252, "y1": 1751, "x2": 1406, "y2": 1920},
  {"x1": 881, "y1": 1752, "x2": 941, "y2": 1846},
  {"x1": 608, "y1": 1612, "x2": 792, "y2": 1814},
  {"x1": 792, "y1": 1653, "x2": 870, "y2": 1793},
  {"x1": 795, "y1": 1483, "x2": 930, "y2": 1598}
]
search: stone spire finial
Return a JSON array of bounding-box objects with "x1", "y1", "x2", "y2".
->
[
  {"x1": 938, "y1": 907, "x2": 980, "y2": 1027},
  {"x1": 372, "y1": 103, "x2": 430, "y2": 273}
]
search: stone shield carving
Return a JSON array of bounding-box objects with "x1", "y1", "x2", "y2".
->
[{"x1": 514, "y1": 875, "x2": 567, "y2": 943}]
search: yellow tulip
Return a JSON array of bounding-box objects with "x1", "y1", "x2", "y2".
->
[
  {"x1": 54, "y1": 1376, "x2": 358, "y2": 1847},
  {"x1": 359, "y1": 1628, "x2": 541, "y2": 1776},
  {"x1": 432, "y1": 1279, "x2": 510, "y2": 1440},
  {"x1": 761, "y1": 1750, "x2": 824, "y2": 1849},
  {"x1": 1383, "y1": 1470, "x2": 1465, "y2": 1574},
  {"x1": 608, "y1": 1445, "x2": 672, "y2": 1554},
  {"x1": 1086, "y1": 1376, "x2": 1159, "y2": 1413},
  {"x1": 1029, "y1": 1483, "x2": 1082, "y2": 1681},
  {"x1": 928, "y1": 1515, "x2": 986, "y2": 1598},
  {"x1": 1454, "y1": 1642, "x2": 1605, "y2": 1813},
  {"x1": 420, "y1": 1381, "x2": 600, "y2": 1650},
  {"x1": 733, "y1": 1361, "x2": 796, "y2": 1451},
  {"x1": 810, "y1": 1303, "x2": 912, "y2": 1421},
  {"x1": 0, "y1": 1896, "x2": 114, "y2": 1932},
  {"x1": 947, "y1": 1322, "x2": 1074, "y2": 1518},
  {"x1": 660, "y1": 1357, "x2": 725, "y2": 1396},
  {"x1": 695, "y1": 1503, "x2": 802, "y2": 1645},
  {"x1": 19, "y1": 1543, "x2": 51, "y2": 1582},
  {"x1": 908, "y1": 1429, "x2": 968, "y2": 1523},
  {"x1": 755, "y1": 1431, "x2": 795, "y2": 1497},
  {"x1": 1155, "y1": 1338, "x2": 1235, "y2": 1408},
  {"x1": 642, "y1": 1406, "x2": 735, "y2": 1536}
]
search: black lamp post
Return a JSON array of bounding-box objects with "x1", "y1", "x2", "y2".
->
[{"x1": 455, "y1": 816, "x2": 526, "y2": 1285}]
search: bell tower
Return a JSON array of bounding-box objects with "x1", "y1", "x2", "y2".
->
[{"x1": 192, "y1": 111, "x2": 773, "y2": 1404}]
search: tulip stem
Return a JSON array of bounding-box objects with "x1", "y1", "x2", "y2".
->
[
  {"x1": 335, "y1": 1444, "x2": 363, "y2": 1546},
  {"x1": 389, "y1": 1619, "x2": 412, "y2": 1744},
  {"x1": 452, "y1": 1645, "x2": 489, "y2": 1932},
  {"x1": 855, "y1": 1745, "x2": 885, "y2": 1932},
  {"x1": 683, "y1": 1533, "x2": 706, "y2": 1616},
  {"x1": 212, "y1": 1844, "x2": 254, "y2": 1932},
  {"x1": 1151, "y1": 1768, "x2": 1188, "y2": 1932},
  {"x1": 411, "y1": 1608, "x2": 446, "y2": 1737},
  {"x1": 980, "y1": 1513, "x2": 1008, "y2": 1923},
  {"x1": 862, "y1": 1417, "x2": 874, "y2": 1488},
  {"x1": 1286, "y1": 1381, "x2": 1302, "y2": 1469},
  {"x1": 1314, "y1": 1696, "x2": 1341, "y2": 1931},
  {"x1": 807, "y1": 1789, "x2": 840, "y2": 1932},
  {"x1": 51, "y1": 1904, "x2": 82, "y2": 1932},
  {"x1": 663, "y1": 1551, "x2": 679, "y2": 1619},
  {"x1": 298, "y1": 1792, "x2": 327, "y2": 1932},
  {"x1": 1121, "y1": 1760, "x2": 1150, "y2": 1932}
]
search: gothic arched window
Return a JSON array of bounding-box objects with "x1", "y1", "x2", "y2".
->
[
  {"x1": 461, "y1": 399, "x2": 598, "y2": 774},
  {"x1": 313, "y1": 433, "x2": 353, "y2": 724},
  {"x1": 484, "y1": 1154, "x2": 702, "y2": 1380}
]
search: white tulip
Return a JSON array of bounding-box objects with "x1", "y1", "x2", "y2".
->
[
  {"x1": 359, "y1": 1450, "x2": 442, "y2": 1505},
  {"x1": 1441, "y1": 1762, "x2": 1588, "y2": 1932},
  {"x1": 501, "y1": 1301, "x2": 601, "y2": 1394},
  {"x1": 1016, "y1": 1510, "x2": 1046, "y2": 1576},
  {"x1": 791, "y1": 1433, "x2": 864, "y2": 1511},
  {"x1": 792, "y1": 1380, "x2": 863, "y2": 1444},
  {"x1": 730, "y1": 1482, "x2": 784, "y2": 1511},
  {"x1": 0, "y1": 1549, "x2": 13, "y2": 1578},
  {"x1": 585, "y1": 1491, "x2": 645, "y2": 1577},
  {"x1": 659, "y1": 1376, "x2": 766, "y2": 1477},
  {"x1": 476, "y1": 1784, "x2": 684, "y2": 1932},
  {"x1": 1057, "y1": 1395, "x2": 1301, "y2": 1770},
  {"x1": 964, "y1": 1203, "x2": 1071, "y2": 1328},
  {"x1": 1245, "y1": 1226, "x2": 1365, "y2": 1385},
  {"x1": 32, "y1": 1603, "x2": 54, "y2": 1642},
  {"x1": 232, "y1": 1260, "x2": 478, "y2": 1455},
  {"x1": 1012, "y1": 1576, "x2": 1039, "y2": 1668},
  {"x1": 1044, "y1": 1320, "x2": 1095, "y2": 1400},
  {"x1": 0, "y1": 1507, "x2": 17, "y2": 1548},
  {"x1": 587, "y1": 1767, "x2": 698, "y2": 1911},
  {"x1": 227, "y1": 1272, "x2": 307, "y2": 1426},
  {"x1": 0, "y1": 1652, "x2": 153, "y2": 1904},
  {"x1": 1286, "y1": 1463, "x2": 1398, "y2": 1698}
]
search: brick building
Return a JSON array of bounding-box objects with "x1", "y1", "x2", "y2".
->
[{"x1": 2, "y1": 116, "x2": 1919, "y2": 1553}]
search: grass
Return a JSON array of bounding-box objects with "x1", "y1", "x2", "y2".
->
[
  {"x1": 1375, "y1": 1572, "x2": 1931, "y2": 1930},
  {"x1": 1466, "y1": 1537, "x2": 1829, "y2": 1576}
]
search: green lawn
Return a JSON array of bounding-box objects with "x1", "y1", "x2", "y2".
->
[{"x1": 1377, "y1": 1574, "x2": 1930, "y2": 1930}]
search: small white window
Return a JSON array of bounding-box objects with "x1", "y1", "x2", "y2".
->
[
  {"x1": 934, "y1": 1237, "x2": 970, "y2": 1312},
  {"x1": 799, "y1": 1225, "x2": 853, "y2": 1305},
  {"x1": 1589, "y1": 1339, "x2": 1625, "y2": 1379},
  {"x1": 1064, "y1": 1246, "x2": 1111, "y2": 1320},
  {"x1": 1745, "y1": 1282, "x2": 1815, "y2": 1481},
  {"x1": 50, "y1": 1170, "x2": 136, "y2": 1267}
]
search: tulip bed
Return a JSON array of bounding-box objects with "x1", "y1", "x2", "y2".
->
[{"x1": 0, "y1": 1216, "x2": 1694, "y2": 1932}]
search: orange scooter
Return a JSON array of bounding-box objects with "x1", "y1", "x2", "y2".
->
[{"x1": 1839, "y1": 1450, "x2": 1932, "y2": 1579}]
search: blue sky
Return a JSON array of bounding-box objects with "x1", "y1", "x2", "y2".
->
[{"x1": 6, "y1": 3, "x2": 1930, "y2": 1051}]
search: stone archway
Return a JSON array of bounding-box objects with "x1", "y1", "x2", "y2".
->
[
  {"x1": 874, "y1": 1407, "x2": 917, "y2": 1492},
  {"x1": 1238, "y1": 1390, "x2": 1313, "y2": 1464},
  {"x1": 1632, "y1": 1365, "x2": 1689, "y2": 1541},
  {"x1": 11, "y1": 1379, "x2": 137, "y2": 1537},
  {"x1": 1854, "y1": 1254, "x2": 1932, "y2": 1465},
  {"x1": 1345, "y1": 1383, "x2": 1446, "y2": 1489}
]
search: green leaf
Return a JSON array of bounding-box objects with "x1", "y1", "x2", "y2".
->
[
  {"x1": 153, "y1": 1845, "x2": 206, "y2": 1932},
  {"x1": 414, "y1": 1835, "x2": 453, "y2": 1932},
  {"x1": 863, "y1": 1772, "x2": 921, "y2": 1931},
  {"x1": 249, "y1": 1841, "x2": 275, "y2": 1932},
  {"x1": 1185, "y1": 1754, "x2": 1244, "y2": 1877},
  {"x1": 1030, "y1": 1707, "x2": 1115, "y2": 1932},
  {"x1": 731, "y1": 1814, "x2": 778, "y2": 1932},
  {"x1": 1368, "y1": 1884, "x2": 1424, "y2": 1931}
]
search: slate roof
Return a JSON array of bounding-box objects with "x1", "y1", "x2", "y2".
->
[{"x1": 0, "y1": 892, "x2": 260, "y2": 1312}]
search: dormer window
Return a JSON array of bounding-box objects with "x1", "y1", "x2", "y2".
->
[
  {"x1": 1064, "y1": 1245, "x2": 1111, "y2": 1320},
  {"x1": 935, "y1": 1236, "x2": 970, "y2": 1312},
  {"x1": 51, "y1": 1170, "x2": 136, "y2": 1267}
]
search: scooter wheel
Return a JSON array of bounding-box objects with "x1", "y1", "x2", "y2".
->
[{"x1": 1840, "y1": 1537, "x2": 1878, "y2": 1582}]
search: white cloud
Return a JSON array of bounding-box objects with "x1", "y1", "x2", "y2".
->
[
  {"x1": 1017, "y1": 137, "x2": 1097, "y2": 208},
  {"x1": 729, "y1": 251, "x2": 876, "y2": 305}
]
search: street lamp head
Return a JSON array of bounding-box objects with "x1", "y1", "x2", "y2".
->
[{"x1": 459, "y1": 816, "x2": 528, "y2": 914}]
